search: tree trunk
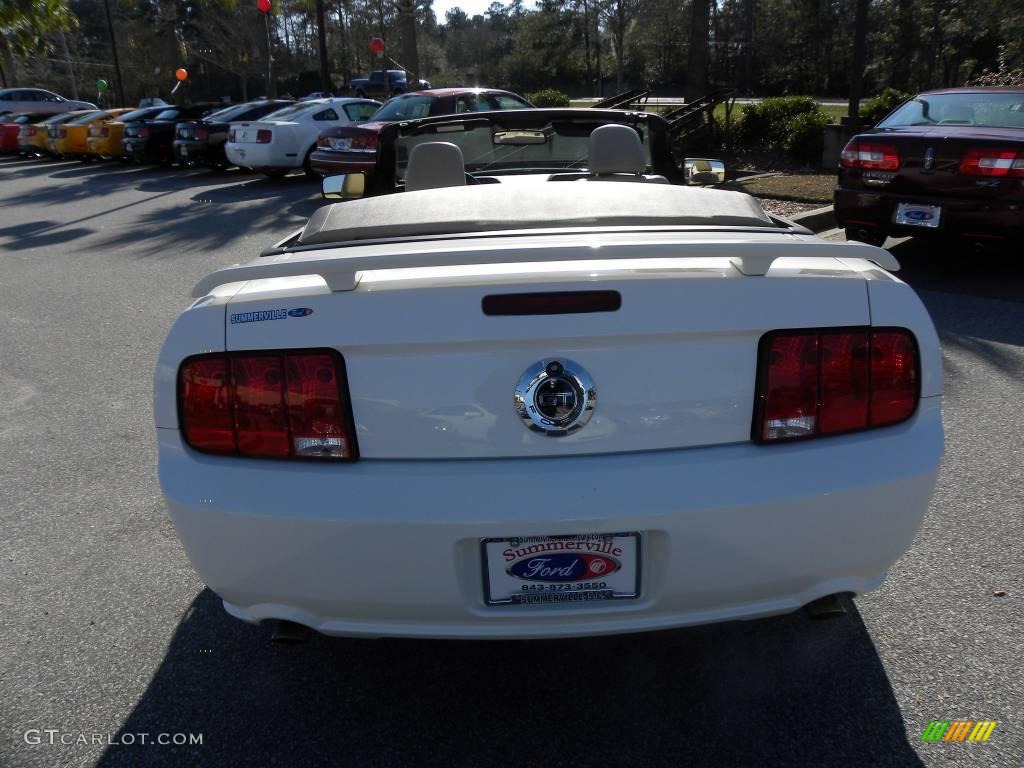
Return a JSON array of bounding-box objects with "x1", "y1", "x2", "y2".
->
[
  {"x1": 316, "y1": 0, "x2": 331, "y2": 91},
  {"x1": 397, "y1": 0, "x2": 419, "y2": 89},
  {"x1": 614, "y1": 0, "x2": 626, "y2": 92},
  {"x1": 847, "y1": 0, "x2": 868, "y2": 119},
  {"x1": 742, "y1": 0, "x2": 754, "y2": 94},
  {"x1": 685, "y1": 0, "x2": 711, "y2": 99}
]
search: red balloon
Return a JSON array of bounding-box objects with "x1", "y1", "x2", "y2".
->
[
  {"x1": 257, "y1": 0, "x2": 271, "y2": 13},
  {"x1": 369, "y1": 37, "x2": 385, "y2": 54},
  {"x1": 175, "y1": 68, "x2": 188, "y2": 82}
]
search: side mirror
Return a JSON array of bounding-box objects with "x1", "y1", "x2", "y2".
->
[
  {"x1": 683, "y1": 158, "x2": 726, "y2": 185},
  {"x1": 322, "y1": 173, "x2": 366, "y2": 200}
]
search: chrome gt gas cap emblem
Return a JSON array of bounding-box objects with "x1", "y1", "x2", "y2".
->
[{"x1": 515, "y1": 359, "x2": 596, "y2": 434}]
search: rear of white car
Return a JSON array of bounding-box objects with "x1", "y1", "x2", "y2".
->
[
  {"x1": 225, "y1": 98, "x2": 379, "y2": 176},
  {"x1": 155, "y1": 185, "x2": 943, "y2": 639}
]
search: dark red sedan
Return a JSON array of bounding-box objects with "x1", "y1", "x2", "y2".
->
[
  {"x1": 310, "y1": 88, "x2": 533, "y2": 184},
  {"x1": 835, "y1": 88, "x2": 1024, "y2": 247}
]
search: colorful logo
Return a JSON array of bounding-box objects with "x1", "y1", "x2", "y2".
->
[
  {"x1": 508, "y1": 553, "x2": 620, "y2": 582},
  {"x1": 920, "y1": 721, "x2": 997, "y2": 742}
]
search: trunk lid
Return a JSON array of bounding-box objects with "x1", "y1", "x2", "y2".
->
[
  {"x1": 230, "y1": 120, "x2": 295, "y2": 144},
  {"x1": 853, "y1": 126, "x2": 1024, "y2": 200},
  {"x1": 223, "y1": 250, "x2": 872, "y2": 459}
]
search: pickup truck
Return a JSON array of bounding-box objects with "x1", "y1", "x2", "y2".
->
[
  {"x1": 349, "y1": 69, "x2": 431, "y2": 99},
  {"x1": 155, "y1": 121, "x2": 943, "y2": 642}
]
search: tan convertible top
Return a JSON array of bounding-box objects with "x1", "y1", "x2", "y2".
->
[{"x1": 298, "y1": 183, "x2": 775, "y2": 245}]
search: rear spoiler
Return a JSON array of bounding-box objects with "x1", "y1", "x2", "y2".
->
[{"x1": 191, "y1": 229, "x2": 900, "y2": 297}]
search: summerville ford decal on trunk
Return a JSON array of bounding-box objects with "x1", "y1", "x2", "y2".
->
[{"x1": 229, "y1": 308, "x2": 314, "y2": 324}]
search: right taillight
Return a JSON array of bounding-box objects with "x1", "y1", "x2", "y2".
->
[
  {"x1": 839, "y1": 139, "x2": 900, "y2": 171},
  {"x1": 256, "y1": 129, "x2": 272, "y2": 143},
  {"x1": 959, "y1": 147, "x2": 1024, "y2": 177},
  {"x1": 754, "y1": 327, "x2": 919, "y2": 443},
  {"x1": 178, "y1": 349, "x2": 357, "y2": 460}
]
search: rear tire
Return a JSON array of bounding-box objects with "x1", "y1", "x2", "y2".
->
[
  {"x1": 844, "y1": 226, "x2": 887, "y2": 247},
  {"x1": 302, "y1": 147, "x2": 317, "y2": 179}
]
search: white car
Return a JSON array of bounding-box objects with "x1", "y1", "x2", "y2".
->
[
  {"x1": 0, "y1": 87, "x2": 95, "y2": 117},
  {"x1": 224, "y1": 97, "x2": 379, "y2": 178},
  {"x1": 155, "y1": 123, "x2": 943, "y2": 641}
]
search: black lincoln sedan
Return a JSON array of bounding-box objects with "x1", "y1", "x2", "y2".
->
[
  {"x1": 122, "y1": 102, "x2": 225, "y2": 165},
  {"x1": 834, "y1": 87, "x2": 1024, "y2": 248},
  {"x1": 173, "y1": 99, "x2": 293, "y2": 169}
]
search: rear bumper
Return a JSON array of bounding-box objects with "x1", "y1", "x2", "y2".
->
[
  {"x1": 159, "y1": 397, "x2": 943, "y2": 639},
  {"x1": 309, "y1": 150, "x2": 376, "y2": 178},
  {"x1": 122, "y1": 138, "x2": 151, "y2": 162},
  {"x1": 834, "y1": 186, "x2": 1024, "y2": 240},
  {"x1": 173, "y1": 139, "x2": 211, "y2": 164},
  {"x1": 224, "y1": 142, "x2": 295, "y2": 170}
]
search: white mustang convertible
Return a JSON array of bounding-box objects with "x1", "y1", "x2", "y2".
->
[{"x1": 155, "y1": 123, "x2": 944, "y2": 640}]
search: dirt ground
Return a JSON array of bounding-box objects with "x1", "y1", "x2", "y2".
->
[{"x1": 731, "y1": 173, "x2": 836, "y2": 204}]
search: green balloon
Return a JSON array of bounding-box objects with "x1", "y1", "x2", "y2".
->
[{"x1": 97, "y1": 79, "x2": 109, "y2": 91}]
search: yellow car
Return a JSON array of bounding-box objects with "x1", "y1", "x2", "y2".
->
[
  {"x1": 85, "y1": 105, "x2": 168, "y2": 160},
  {"x1": 49, "y1": 108, "x2": 131, "y2": 159},
  {"x1": 19, "y1": 110, "x2": 94, "y2": 156}
]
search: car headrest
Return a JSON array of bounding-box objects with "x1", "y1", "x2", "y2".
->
[
  {"x1": 588, "y1": 124, "x2": 645, "y2": 176},
  {"x1": 405, "y1": 142, "x2": 467, "y2": 191},
  {"x1": 941, "y1": 105, "x2": 974, "y2": 124}
]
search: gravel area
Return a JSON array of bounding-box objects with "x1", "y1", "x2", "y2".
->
[{"x1": 756, "y1": 198, "x2": 820, "y2": 217}]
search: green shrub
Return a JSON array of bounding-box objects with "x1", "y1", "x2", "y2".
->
[
  {"x1": 784, "y1": 111, "x2": 829, "y2": 164},
  {"x1": 735, "y1": 96, "x2": 819, "y2": 150},
  {"x1": 525, "y1": 88, "x2": 571, "y2": 108},
  {"x1": 860, "y1": 88, "x2": 911, "y2": 126}
]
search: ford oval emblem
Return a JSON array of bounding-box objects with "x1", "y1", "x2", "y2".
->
[
  {"x1": 287, "y1": 307, "x2": 314, "y2": 317},
  {"x1": 508, "y1": 553, "x2": 620, "y2": 582},
  {"x1": 905, "y1": 210, "x2": 933, "y2": 221}
]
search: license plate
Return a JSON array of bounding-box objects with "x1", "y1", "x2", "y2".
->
[
  {"x1": 894, "y1": 202, "x2": 941, "y2": 228},
  {"x1": 329, "y1": 137, "x2": 351, "y2": 151},
  {"x1": 180, "y1": 147, "x2": 188, "y2": 158},
  {"x1": 482, "y1": 533, "x2": 641, "y2": 606}
]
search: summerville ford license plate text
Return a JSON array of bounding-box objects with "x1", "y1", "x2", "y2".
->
[{"x1": 482, "y1": 533, "x2": 641, "y2": 606}]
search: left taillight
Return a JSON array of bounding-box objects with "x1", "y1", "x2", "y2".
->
[
  {"x1": 839, "y1": 139, "x2": 900, "y2": 171},
  {"x1": 196, "y1": 126, "x2": 208, "y2": 140},
  {"x1": 228, "y1": 128, "x2": 236, "y2": 142},
  {"x1": 754, "y1": 327, "x2": 919, "y2": 443},
  {"x1": 959, "y1": 147, "x2": 1024, "y2": 177},
  {"x1": 178, "y1": 349, "x2": 357, "y2": 460}
]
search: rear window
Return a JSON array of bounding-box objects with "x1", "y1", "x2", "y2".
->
[
  {"x1": 260, "y1": 102, "x2": 326, "y2": 121},
  {"x1": 879, "y1": 92, "x2": 1024, "y2": 129},
  {"x1": 370, "y1": 95, "x2": 436, "y2": 122},
  {"x1": 118, "y1": 108, "x2": 159, "y2": 123},
  {"x1": 343, "y1": 102, "x2": 378, "y2": 121},
  {"x1": 154, "y1": 109, "x2": 181, "y2": 121}
]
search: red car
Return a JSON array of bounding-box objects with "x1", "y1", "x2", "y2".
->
[
  {"x1": 1, "y1": 112, "x2": 48, "y2": 153},
  {"x1": 310, "y1": 88, "x2": 533, "y2": 184},
  {"x1": 834, "y1": 87, "x2": 1024, "y2": 247}
]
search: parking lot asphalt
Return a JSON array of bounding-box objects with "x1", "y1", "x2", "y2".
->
[{"x1": 0, "y1": 156, "x2": 1021, "y2": 768}]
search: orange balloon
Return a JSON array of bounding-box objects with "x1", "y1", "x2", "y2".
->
[{"x1": 175, "y1": 68, "x2": 188, "y2": 82}]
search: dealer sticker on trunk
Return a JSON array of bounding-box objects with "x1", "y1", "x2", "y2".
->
[{"x1": 482, "y1": 533, "x2": 640, "y2": 605}]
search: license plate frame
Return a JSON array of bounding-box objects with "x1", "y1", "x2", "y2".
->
[
  {"x1": 481, "y1": 532, "x2": 641, "y2": 606},
  {"x1": 894, "y1": 202, "x2": 941, "y2": 228}
]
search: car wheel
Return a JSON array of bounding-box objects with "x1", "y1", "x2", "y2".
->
[
  {"x1": 844, "y1": 226, "x2": 887, "y2": 247},
  {"x1": 302, "y1": 147, "x2": 317, "y2": 179},
  {"x1": 263, "y1": 169, "x2": 288, "y2": 179},
  {"x1": 355, "y1": 89, "x2": 367, "y2": 99}
]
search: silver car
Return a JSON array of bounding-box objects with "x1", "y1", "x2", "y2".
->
[{"x1": 0, "y1": 88, "x2": 96, "y2": 118}]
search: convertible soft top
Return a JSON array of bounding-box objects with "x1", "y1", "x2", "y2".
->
[{"x1": 297, "y1": 183, "x2": 774, "y2": 245}]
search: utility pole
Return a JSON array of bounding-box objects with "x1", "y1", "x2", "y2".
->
[{"x1": 101, "y1": 0, "x2": 126, "y2": 105}]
